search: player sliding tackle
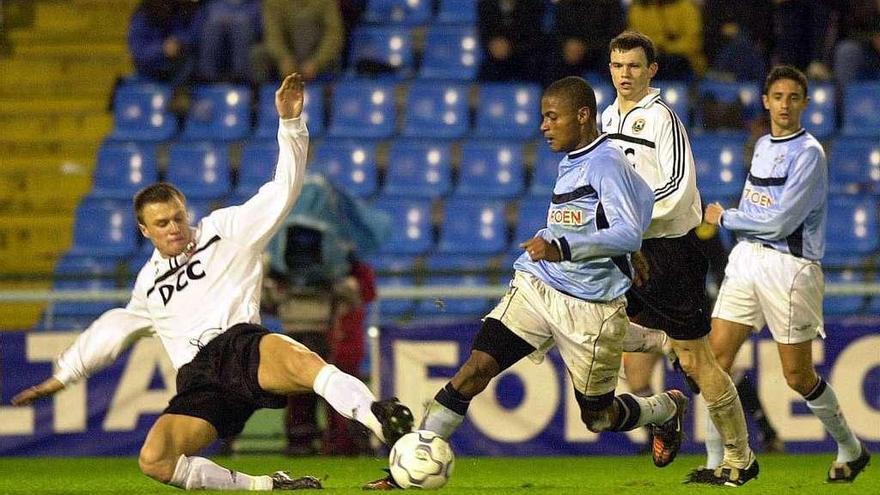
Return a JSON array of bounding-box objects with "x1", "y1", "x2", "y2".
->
[
  {"x1": 11, "y1": 73, "x2": 413, "y2": 491},
  {"x1": 365, "y1": 76, "x2": 688, "y2": 490}
]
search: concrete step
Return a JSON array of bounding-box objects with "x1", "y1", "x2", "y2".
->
[
  {"x1": 33, "y1": 1, "x2": 139, "y2": 33},
  {"x1": 0, "y1": 97, "x2": 105, "y2": 114},
  {"x1": 0, "y1": 281, "x2": 51, "y2": 330},
  {"x1": 0, "y1": 112, "x2": 112, "y2": 140},
  {"x1": 8, "y1": 28, "x2": 126, "y2": 45},
  {"x1": 0, "y1": 215, "x2": 74, "y2": 274},
  {"x1": 12, "y1": 42, "x2": 128, "y2": 60},
  {"x1": 0, "y1": 139, "x2": 99, "y2": 166},
  {"x1": 0, "y1": 171, "x2": 91, "y2": 214}
]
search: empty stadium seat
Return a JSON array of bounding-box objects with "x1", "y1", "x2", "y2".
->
[
  {"x1": 328, "y1": 80, "x2": 396, "y2": 138},
  {"x1": 256, "y1": 83, "x2": 324, "y2": 139},
  {"x1": 310, "y1": 141, "x2": 378, "y2": 198},
  {"x1": 531, "y1": 146, "x2": 562, "y2": 196},
  {"x1": 69, "y1": 198, "x2": 138, "y2": 257},
  {"x1": 436, "y1": 0, "x2": 477, "y2": 24},
  {"x1": 237, "y1": 140, "x2": 280, "y2": 196},
  {"x1": 825, "y1": 196, "x2": 879, "y2": 256},
  {"x1": 804, "y1": 83, "x2": 836, "y2": 139},
  {"x1": 402, "y1": 81, "x2": 470, "y2": 138},
  {"x1": 383, "y1": 140, "x2": 452, "y2": 198},
  {"x1": 363, "y1": 0, "x2": 432, "y2": 25},
  {"x1": 842, "y1": 81, "x2": 880, "y2": 137},
  {"x1": 583, "y1": 73, "x2": 614, "y2": 118},
  {"x1": 475, "y1": 83, "x2": 542, "y2": 139},
  {"x1": 110, "y1": 82, "x2": 177, "y2": 141},
  {"x1": 512, "y1": 195, "x2": 548, "y2": 249},
  {"x1": 419, "y1": 253, "x2": 495, "y2": 316},
  {"x1": 691, "y1": 134, "x2": 747, "y2": 198},
  {"x1": 420, "y1": 25, "x2": 480, "y2": 80},
  {"x1": 167, "y1": 141, "x2": 232, "y2": 199},
  {"x1": 438, "y1": 199, "x2": 507, "y2": 254},
  {"x1": 91, "y1": 141, "x2": 158, "y2": 199},
  {"x1": 373, "y1": 198, "x2": 434, "y2": 254},
  {"x1": 455, "y1": 140, "x2": 525, "y2": 198},
  {"x1": 182, "y1": 84, "x2": 252, "y2": 141},
  {"x1": 828, "y1": 137, "x2": 880, "y2": 195},
  {"x1": 823, "y1": 269, "x2": 866, "y2": 315},
  {"x1": 348, "y1": 26, "x2": 414, "y2": 79},
  {"x1": 50, "y1": 254, "x2": 120, "y2": 319}
]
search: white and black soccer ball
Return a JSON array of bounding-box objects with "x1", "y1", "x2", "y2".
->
[{"x1": 388, "y1": 430, "x2": 455, "y2": 489}]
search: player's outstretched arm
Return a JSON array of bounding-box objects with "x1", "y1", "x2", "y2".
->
[
  {"x1": 275, "y1": 73, "x2": 304, "y2": 120},
  {"x1": 11, "y1": 377, "x2": 64, "y2": 406}
]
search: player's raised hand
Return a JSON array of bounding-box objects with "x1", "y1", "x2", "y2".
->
[
  {"x1": 275, "y1": 73, "x2": 305, "y2": 120},
  {"x1": 11, "y1": 377, "x2": 64, "y2": 406}
]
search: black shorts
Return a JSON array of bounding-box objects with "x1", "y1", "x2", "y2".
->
[
  {"x1": 163, "y1": 323, "x2": 287, "y2": 439},
  {"x1": 626, "y1": 229, "x2": 710, "y2": 340}
]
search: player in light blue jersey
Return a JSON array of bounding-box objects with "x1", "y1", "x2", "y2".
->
[
  {"x1": 365, "y1": 76, "x2": 690, "y2": 490},
  {"x1": 697, "y1": 65, "x2": 871, "y2": 485}
]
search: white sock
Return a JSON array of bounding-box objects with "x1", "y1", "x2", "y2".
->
[
  {"x1": 420, "y1": 400, "x2": 466, "y2": 439},
  {"x1": 804, "y1": 379, "x2": 862, "y2": 463},
  {"x1": 313, "y1": 364, "x2": 384, "y2": 441},
  {"x1": 170, "y1": 455, "x2": 272, "y2": 490},
  {"x1": 704, "y1": 407, "x2": 724, "y2": 469},
  {"x1": 622, "y1": 322, "x2": 668, "y2": 355},
  {"x1": 631, "y1": 393, "x2": 676, "y2": 428},
  {"x1": 706, "y1": 375, "x2": 753, "y2": 469}
]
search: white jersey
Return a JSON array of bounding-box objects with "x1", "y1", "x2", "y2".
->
[
  {"x1": 54, "y1": 118, "x2": 309, "y2": 385},
  {"x1": 601, "y1": 88, "x2": 701, "y2": 239}
]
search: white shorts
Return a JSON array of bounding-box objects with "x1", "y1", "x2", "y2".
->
[
  {"x1": 485, "y1": 271, "x2": 628, "y2": 397},
  {"x1": 712, "y1": 242, "x2": 825, "y2": 344}
]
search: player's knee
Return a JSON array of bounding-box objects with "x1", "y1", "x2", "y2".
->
[
  {"x1": 456, "y1": 354, "x2": 499, "y2": 394},
  {"x1": 782, "y1": 367, "x2": 815, "y2": 396},
  {"x1": 138, "y1": 447, "x2": 176, "y2": 484}
]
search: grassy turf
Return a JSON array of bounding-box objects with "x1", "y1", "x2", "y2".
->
[{"x1": 0, "y1": 453, "x2": 873, "y2": 494}]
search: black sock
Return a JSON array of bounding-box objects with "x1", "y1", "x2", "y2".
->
[{"x1": 434, "y1": 382, "x2": 471, "y2": 416}]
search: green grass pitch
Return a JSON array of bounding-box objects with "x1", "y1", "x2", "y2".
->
[{"x1": 0, "y1": 453, "x2": 873, "y2": 494}]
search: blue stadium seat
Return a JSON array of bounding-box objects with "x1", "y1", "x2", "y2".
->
[
  {"x1": 237, "y1": 140, "x2": 279, "y2": 196},
  {"x1": 842, "y1": 81, "x2": 880, "y2": 137},
  {"x1": 50, "y1": 254, "x2": 120, "y2": 319},
  {"x1": 512, "y1": 195, "x2": 548, "y2": 250},
  {"x1": 402, "y1": 81, "x2": 470, "y2": 138},
  {"x1": 373, "y1": 198, "x2": 434, "y2": 254},
  {"x1": 438, "y1": 199, "x2": 507, "y2": 254},
  {"x1": 256, "y1": 83, "x2": 324, "y2": 139},
  {"x1": 420, "y1": 25, "x2": 480, "y2": 80},
  {"x1": 583, "y1": 73, "x2": 614, "y2": 119},
  {"x1": 109, "y1": 83, "x2": 177, "y2": 141},
  {"x1": 804, "y1": 83, "x2": 836, "y2": 139},
  {"x1": 91, "y1": 141, "x2": 158, "y2": 199},
  {"x1": 383, "y1": 140, "x2": 452, "y2": 198},
  {"x1": 436, "y1": 0, "x2": 477, "y2": 24},
  {"x1": 825, "y1": 196, "x2": 879, "y2": 256},
  {"x1": 695, "y1": 80, "x2": 762, "y2": 127},
  {"x1": 69, "y1": 198, "x2": 138, "y2": 257},
  {"x1": 475, "y1": 83, "x2": 542, "y2": 139},
  {"x1": 455, "y1": 140, "x2": 525, "y2": 198},
  {"x1": 184, "y1": 199, "x2": 217, "y2": 224},
  {"x1": 363, "y1": 0, "x2": 432, "y2": 25},
  {"x1": 348, "y1": 26, "x2": 414, "y2": 79},
  {"x1": 310, "y1": 140, "x2": 378, "y2": 198},
  {"x1": 828, "y1": 137, "x2": 880, "y2": 195},
  {"x1": 167, "y1": 141, "x2": 231, "y2": 199},
  {"x1": 531, "y1": 146, "x2": 562, "y2": 196},
  {"x1": 328, "y1": 80, "x2": 396, "y2": 138},
  {"x1": 657, "y1": 81, "x2": 691, "y2": 127},
  {"x1": 182, "y1": 84, "x2": 252, "y2": 141},
  {"x1": 419, "y1": 253, "x2": 495, "y2": 316},
  {"x1": 691, "y1": 134, "x2": 747, "y2": 198},
  {"x1": 823, "y1": 268, "x2": 866, "y2": 315}
]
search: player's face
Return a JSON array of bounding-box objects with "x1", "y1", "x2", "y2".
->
[
  {"x1": 138, "y1": 198, "x2": 192, "y2": 257},
  {"x1": 763, "y1": 78, "x2": 808, "y2": 136},
  {"x1": 540, "y1": 94, "x2": 588, "y2": 153},
  {"x1": 609, "y1": 48, "x2": 657, "y2": 101}
]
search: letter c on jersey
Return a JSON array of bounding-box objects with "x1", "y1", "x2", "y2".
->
[{"x1": 159, "y1": 260, "x2": 207, "y2": 305}]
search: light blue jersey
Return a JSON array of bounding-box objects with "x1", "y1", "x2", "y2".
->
[
  {"x1": 720, "y1": 128, "x2": 827, "y2": 260},
  {"x1": 513, "y1": 134, "x2": 654, "y2": 301}
]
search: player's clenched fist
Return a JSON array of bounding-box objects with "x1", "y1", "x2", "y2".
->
[{"x1": 275, "y1": 73, "x2": 304, "y2": 120}]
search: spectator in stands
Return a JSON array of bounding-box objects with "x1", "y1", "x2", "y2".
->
[
  {"x1": 627, "y1": 0, "x2": 706, "y2": 80},
  {"x1": 128, "y1": 0, "x2": 204, "y2": 87},
  {"x1": 772, "y1": 0, "x2": 836, "y2": 79},
  {"x1": 250, "y1": 0, "x2": 345, "y2": 84},
  {"x1": 196, "y1": 0, "x2": 262, "y2": 83},
  {"x1": 702, "y1": 0, "x2": 773, "y2": 81},
  {"x1": 832, "y1": 0, "x2": 880, "y2": 93},
  {"x1": 477, "y1": 0, "x2": 545, "y2": 82},
  {"x1": 545, "y1": 0, "x2": 625, "y2": 84}
]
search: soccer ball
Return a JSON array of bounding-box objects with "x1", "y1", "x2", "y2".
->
[{"x1": 388, "y1": 430, "x2": 455, "y2": 489}]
